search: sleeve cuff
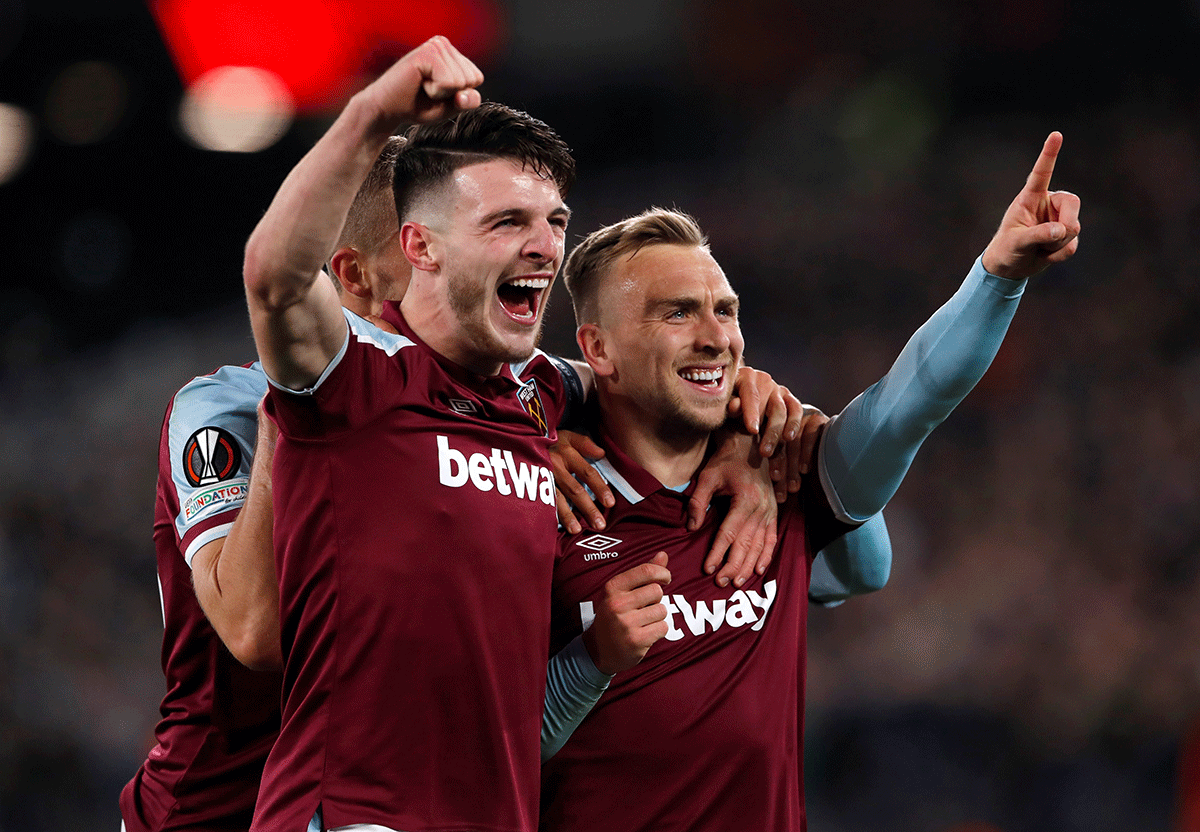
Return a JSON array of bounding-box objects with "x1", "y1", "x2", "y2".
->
[
  {"x1": 974, "y1": 253, "x2": 1029, "y2": 299},
  {"x1": 562, "y1": 634, "x2": 615, "y2": 690},
  {"x1": 263, "y1": 310, "x2": 353, "y2": 395}
]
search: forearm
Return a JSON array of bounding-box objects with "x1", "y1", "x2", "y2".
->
[
  {"x1": 243, "y1": 96, "x2": 388, "y2": 388},
  {"x1": 244, "y1": 95, "x2": 391, "y2": 308},
  {"x1": 822, "y1": 256, "x2": 1027, "y2": 521},
  {"x1": 808, "y1": 512, "x2": 891, "y2": 605},
  {"x1": 541, "y1": 635, "x2": 612, "y2": 762}
]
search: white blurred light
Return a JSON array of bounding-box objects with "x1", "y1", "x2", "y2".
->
[
  {"x1": 179, "y1": 66, "x2": 294, "y2": 153},
  {"x1": 45, "y1": 60, "x2": 130, "y2": 145},
  {"x1": 0, "y1": 102, "x2": 34, "y2": 185}
]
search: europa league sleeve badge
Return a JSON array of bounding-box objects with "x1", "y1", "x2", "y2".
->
[{"x1": 182, "y1": 426, "x2": 244, "y2": 487}]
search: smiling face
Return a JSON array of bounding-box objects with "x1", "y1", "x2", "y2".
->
[
  {"x1": 588, "y1": 243, "x2": 744, "y2": 439},
  {"x1": 408, "y1": 157, "x2": 569, "y2": 374}
]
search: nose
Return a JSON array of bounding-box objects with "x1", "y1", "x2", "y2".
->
[
  {"x1": 522, "y1": 218, "x2": 561, "y2": 264},
  {"x1": 695, "y1": 308, "x2": 732, "y2": 354}
]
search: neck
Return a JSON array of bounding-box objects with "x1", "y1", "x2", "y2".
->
[
  {"x1": 400, "y1": 283, "x2": 503, "y2": 377},
  {"x1": 341, "y1": 293, "x2": 372, "y2": 318},
  {"x1": 598, "y1": 391, "x2": 710, "y2": 489}
]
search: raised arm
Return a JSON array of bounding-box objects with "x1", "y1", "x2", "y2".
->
[
  {"x1": 821, "y1": 132, "x2": 1081, "y2": 521},
  {"x1": 242, "y1": 37, "x2": 483, "y2": 390}
]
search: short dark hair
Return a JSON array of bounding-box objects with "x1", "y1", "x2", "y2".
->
[
  {"x1": 391, "y1": 102, "x2": 575, "y2": 223},
  {"x1": 564, "y1": 208, "x2": 709, "y2": 325}
]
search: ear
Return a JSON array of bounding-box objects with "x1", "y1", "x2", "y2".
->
[
  {"x1": 329, "y1": 248, "x2": 370, "y2": 299},
  {"x1": 400, "y1": 222, "x2": 438, "y2": 273},
  {"x1": 576, "y1": 323, "x2": 616, "y2": 378}
]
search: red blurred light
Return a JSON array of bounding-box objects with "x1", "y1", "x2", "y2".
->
[{"x1": 149, "y1": 0, "x2": 502, "y2": 113}]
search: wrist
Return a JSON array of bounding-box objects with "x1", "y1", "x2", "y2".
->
[
  {"x1": 344, "y1": 88, "x2": 405, "y2": 144},
  {"x1": 580, "y1": 627, "x2": 617, "y2": 678},
  {"x1": 980, "y1": 247, "x2": 1013, "y2": 279}
]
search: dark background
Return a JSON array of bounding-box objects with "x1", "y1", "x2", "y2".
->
[{"x1": 2, "y1": 1, "x2": 1199, "y2": 829}]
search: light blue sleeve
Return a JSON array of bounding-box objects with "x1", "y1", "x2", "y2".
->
[
  {"x1": 541, "y1": 635, "x2": 612, "y2": 762},
  {"x1": 167, "y1": 363, "x2": 268, "y2": 566},
  {"x1": 809, "y1": 512, "x2": 892, "y2": 606},
  {"x1": 820, "y1": 255, "x2": 1028, "y2": 523}
]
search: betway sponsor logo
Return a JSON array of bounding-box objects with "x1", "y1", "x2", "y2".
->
[
  {"x1": 437, "y1": 435, "x2": 554, "y2": 506},
  {"x1": 580, "y1": 579, "x2": 777, "y2": 641},
  {"x1": 662, "y1": 580, "x2": 777, "y2": 641}
]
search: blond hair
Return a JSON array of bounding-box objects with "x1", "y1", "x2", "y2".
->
[
  {"x1": 563, "y1": 208, "x2": 708, "y2": 325},
  {"x1": 334, "y1": 135, "x2": 406, "y2": 257}
]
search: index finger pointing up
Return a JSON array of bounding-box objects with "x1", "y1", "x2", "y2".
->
[{"x1": 1024, "y1": 131, "x2": 1064, "y2": 196}]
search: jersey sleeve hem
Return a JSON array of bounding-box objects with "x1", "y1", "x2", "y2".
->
[
  {"x1": 182, "y1": 521, "x2": 234, "y2": 569},
  {"x1": 262, "y1": 310, "x2": 353, "y2": 396},
  {"x1": 817, "y1": 416, "x2": 868, "y2": 524}
]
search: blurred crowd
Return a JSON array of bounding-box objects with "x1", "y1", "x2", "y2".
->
[{"x1": 2, "y1": 1, "x2": 1199, "y2": 830}]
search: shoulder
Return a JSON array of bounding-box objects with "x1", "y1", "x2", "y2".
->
[
  {"x1": 510, "y1": 350, "x2": 578, "y2": 426},
  {"x1": 173, "y1": 363, "x2": 268, "y2": 413},
  {"x1": 510, "y1": 350, "x2": 567, "y2": 390},
  {"x1": 168, "y1": 363, "x2": 265, "y2": 451}
]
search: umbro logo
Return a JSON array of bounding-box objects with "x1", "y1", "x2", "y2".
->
[
  {"x1": 449, "y1": 398, "x2": 478, "y2": 415},
  {"x1": 576, "y1": 534, "x2": 621, "y2": 562},
  {"x1": 576, "y1": 534, "x2": 621, "y2": 550}
]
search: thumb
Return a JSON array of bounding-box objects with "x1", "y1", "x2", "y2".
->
[
  {"x1": 455, "y1": 88, "x2": 482, "y2": 110},
  {"x1": 1021, "y1": 221, "x2": 1067, "y2": 248},
  {"x1": 650, "y1": 551, "x2": 668, "y2": 567}
]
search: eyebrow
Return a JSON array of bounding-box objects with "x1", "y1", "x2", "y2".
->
[
  {"x1": 645, "y1": 296, "x2": 700, "y2": 316},
  {"x1": 646, "y1": 294, "x2": 739, "y2": 316},
  {"x1": 479, "y1": 205, "x2": 572, "y2": 226}
]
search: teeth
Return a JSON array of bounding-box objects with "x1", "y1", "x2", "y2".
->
[
  {"x1": 506, "y1": 277, "x2": 550, "y2": 289},
  {"x1": 680, "y1": 368, "x2": 723, "y2": 383}
]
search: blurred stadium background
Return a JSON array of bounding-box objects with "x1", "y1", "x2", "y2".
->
[{"x1": 2, "y1": 0, "x2": 1199, "y2": 829}]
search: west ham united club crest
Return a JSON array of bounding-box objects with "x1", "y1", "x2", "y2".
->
[
  {"x1": 517, "y1": 379, "x2": 549, "y2": 437},
  {"x1": 183, "y1": 426, "x2": 242, "y2": 487}
]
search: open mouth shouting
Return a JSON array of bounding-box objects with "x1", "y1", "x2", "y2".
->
[{"x1": 497, "y1": 274, "x2": 551, "y2": 324}]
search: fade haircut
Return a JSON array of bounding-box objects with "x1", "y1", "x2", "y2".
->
[
  {"x1": 391, "y1": 102, "x2": 575, "y2": 224},
  {"x1": 563, "y1": 207, "x2": 709, "y2": 325},
  {"x1": 334, "y1": 135, "x2": 406, "y2": 256}
]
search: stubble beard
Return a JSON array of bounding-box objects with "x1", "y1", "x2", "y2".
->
[
  {"x1": 650, "y1": 379, "x2": 731, "y2": 444},
  {"x1": 446, "y1": 270, "x2": 540, "y2": 366}
]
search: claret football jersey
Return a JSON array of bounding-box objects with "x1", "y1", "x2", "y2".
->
[
  {"x1": 541, "y1": 430, "x2": 855, "y2": 832},
  {"x1": 122, "y1": 363, "x2": 283, "y2": 832},
  {"x1": 253, "y1": 304, "x2": 571, "y2": 832}
]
